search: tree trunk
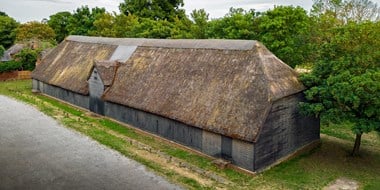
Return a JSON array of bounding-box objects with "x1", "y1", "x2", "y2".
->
[{"x1": 351, "y1": 133, "x2": 362, "y2": 156}]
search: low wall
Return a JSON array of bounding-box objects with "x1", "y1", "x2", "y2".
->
[{"x1": 0, "y1": 71, "x2": 31, "y2": 81}]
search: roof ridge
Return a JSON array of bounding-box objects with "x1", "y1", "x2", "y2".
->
[
  {"x1": 256, "y1": 43, "x2": 305, "y2": 102},
  {"x1": 65, "y1": 35, "x2": 257, "y2": 51}
]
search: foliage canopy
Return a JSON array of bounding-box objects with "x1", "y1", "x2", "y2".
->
[
  {"x1": 0, "y1": 15, "x2": 18, "y2": 48},
  {"x1": 300, "y1": 21, "x2": 380, "y2": 155},
  {"x1": 15, "y1": 21, "x2": 55, "y2": 43},
  {"x1": 67, "y1": 6, "x2": 105, "y2": 36},
  {"x1": 48, "y1": 11, "x2": 72, "y2": 42},
  {"x1": 119, "y1": 0, "x2": 185, "y2": 21}
]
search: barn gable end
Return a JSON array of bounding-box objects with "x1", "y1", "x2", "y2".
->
[{"x1": 32, "y1": 35, "x2": 320, "y2": 172}]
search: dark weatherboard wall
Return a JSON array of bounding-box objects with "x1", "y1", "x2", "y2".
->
[
  {"x1": 88, "y1": 68, "x2": 105, "y2": 115},
  {"x1": 254, "y1": 93, "x2": 320, "y2": 171},
  {"x1": 32, "y1": 79, "x2": 319, "y2": 172},
  {"x1": 32, "y1": 79, "x2": 89, "y2": 109}
]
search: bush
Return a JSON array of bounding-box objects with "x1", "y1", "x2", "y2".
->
[
  {"x1": 14, "y1": 48, "x2": 39, "y2": 71},
  {"x1": 0, "y1": 45, "x2": 5, "y2": 56},
  {"x1": 0, "y1": 47, "x2": 40, "y2": 73},
  {"x1": 0, "y1": 60, "x2": 22, "y2": 73}
]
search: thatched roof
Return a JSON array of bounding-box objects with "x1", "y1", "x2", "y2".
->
[
  {"x1": 33, "y1": 36, "x2": 304, "y2": 142},
  {"x1": 32, "y1": 40, "x2": 117, "y2": 94},
  {"x1": 101, "y1": 40, "x2": 304, "y2": 142},
  {"x1": 1, "y1": 44, "x2": 25, "y2": 62},
  {"x1": 94, "y1": 60, "x2": 119, "y2": 86}
]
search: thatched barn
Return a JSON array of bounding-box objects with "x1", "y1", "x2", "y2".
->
[
  {"x1": 32, "y1": 36, "x2": 320, "y2": 172},
  {"x1": 1, "y1": 44, "x2": 25, "y2": 62}
]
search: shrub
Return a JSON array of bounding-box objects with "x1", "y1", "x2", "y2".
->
[
  {"x1": 0, "y1": 45, "x2": 5, "y2": 56},
  {"x1": 0, "y1": 60, "x2": 22, "y2": 73},
  {"x1": 14, "y1": 48, "x2": 39, "y2": 71}
]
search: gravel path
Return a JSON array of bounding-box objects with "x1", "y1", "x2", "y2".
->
[{"x1": 0, "y1": 95, "x2": 182, "y2": 190}]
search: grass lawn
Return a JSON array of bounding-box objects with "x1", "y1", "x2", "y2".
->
[{"x1": 1, "y1": 79, "x2": 379, "y2": 189}]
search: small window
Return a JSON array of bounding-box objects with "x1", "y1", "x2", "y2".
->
[
  {"x1": 94, "y1": 70, "x2": 97, "y2": 74},
  {"x1": 94, "y1": 76, "x2": 98, "y2": 80}
]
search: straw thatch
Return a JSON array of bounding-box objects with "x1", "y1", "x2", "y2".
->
[
  {"x1": 94, "y1": 60, "x2": 119, "y2": 86},
  {"x1": 1, "y1": 44, "x2": 25, "y2": 62},
  {"x1": 32, "y1": 40, "x2": 117, "y2": 94}
]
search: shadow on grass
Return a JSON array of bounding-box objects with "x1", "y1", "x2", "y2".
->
[{"x1": 261, "y1": 135, "x2": 380, "y2": 189}]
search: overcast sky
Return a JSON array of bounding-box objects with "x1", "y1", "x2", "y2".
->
[{"x1": 1, "y1": 0, "x2": 379, "y2": 23}]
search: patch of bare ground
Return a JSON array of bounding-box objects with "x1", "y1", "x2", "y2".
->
[{"x1": 324, "y1": 178, "x2": 359, "y2": 190}]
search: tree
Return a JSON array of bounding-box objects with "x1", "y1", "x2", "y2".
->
[
  {"x1": 48, "y1": 11, "x2": 72, "y2": 42},
  {"x1": 67, "y1": 6, "x2": 105, "y2": 35},
  {"x1": 312, "y1": 0, "x2": 344, "y2": 18},
  {"x1": 15, "y1": 21, "x2": 55, "y2": 43},
  {"x1": 341, "y1": 0, "x2": 380, "y2": 22},
  {"x1": 90, "y1": 12, "x2": 115, "y2": 37},
  {"x1": 91, "y1": 13, "x2": 140, "y2": 38},
  {"x1": 190, "y1": 9, "x2": 209, "y2": 39},
  {"x1": 14, "y1": 48, "x2": 39, "y2": 71},
  {"x1": 257, "y1": 6, "x2": 312, "y2": 67},
  {"x1": 207, "y1": 8, "x2": 258, "y2": 40},
  {"x1": 113, "y1": 13, "x2": 140, "y2": 37},
  {"x1": 312, "y1": 0, "x2": 380, "y2": 23},
  {"x1": 0, "y1": 11, "x2": 8, "y2": 17},
  {"x1": 300, "y1": 21, "x2": 380, "y2": 156},
  {"x1": 170, "y1": 16, "x2": 193, "y2": 38},
  {"x1": 0, "y1": 45, "x2": 4, "y2": 56},
  {"x1": 0, "y1": 15, "x2": 18, "y2": 48},
  {"x1": 119, "y1": 0, "x2": 185, "y2": 21},
  {"x1": 134, "y1": 18, "x2": 174, "y2": 38}
]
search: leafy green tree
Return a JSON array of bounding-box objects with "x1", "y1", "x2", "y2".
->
[
  {"x1": 257, "y1": 6, "x2": 312, "y2": 67},
  {"x1": 0, "y1": 45, "x2": 4, "y2": 56},
  {"x1": 170, "y1": 16, "x2": 193, "y2": 38},
  {"x1": 134, "y1": 18, "x2": 174, "y2": 38},
  {"x1": 0, "y1": 11, "x2": 8, "y2": 17},
  {"x1": 119, "y1": 0, "x2": 185, "y2": 21},
  {"x1": 90, "y1": 12, "x2": 115, "y2": 37},
  {"x1": 312, "y1": 0, "x2": 380, "y2": 23},
  {"x1": 190, "y1": 9, "x2": 209, "y2": 39},
  {"x1": 15, "y1": 21, "x2": 55, "y2": 43},
  {"x1": 312, "y1": 0, "x2": 344, "y2": 18},
  {"x1": 0, "y1": 15, "x2": 18, "y2": 48},
  {"x1": 14, "y1": 48, "x2": 39, "y2": 71},
  {"x1": 207, "y1": 8, "x2": 258, "y2": 39},
  {"x1": 113, "y1": 14, "x2": 140, "y2": 37},
  {"x1": 309, "y1": 0, "x2": 380, "y2": 68},
  {"x1": 341, "y1": 0, "x2": 380, "y2": 22},
  {"x1": 67, "y1": 6, "x2": 105, "y2": 35},
  {"x1": 91, "y1": 13, "x2": 140, "y2": 38},
  {"x1": 300, "y1": 21, "x2": 380, "y2": 156},
  {"x1": 48, "y1": 11, "x2": 72, "y2": 42}
]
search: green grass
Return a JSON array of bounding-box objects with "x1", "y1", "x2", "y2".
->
[
  {"x1": 322, "y1": 122, "x2": 380, "y2": 147},
  {"x1": 1, "y1": 80, "x2": 380, "y2": 190}
]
